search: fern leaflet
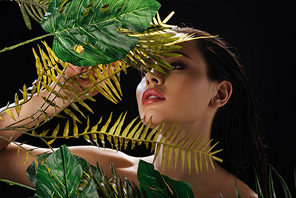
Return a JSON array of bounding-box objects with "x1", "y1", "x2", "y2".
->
[{"x1": 37, "y1": 112, "x2": 223, "y2": 175}]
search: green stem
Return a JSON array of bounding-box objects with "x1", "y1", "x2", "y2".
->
[
  {"x1": 0, "y1": 33, "x2": 52, "y2": 53},
  {"x1": 0, "y1": 178, "x2": 36, "y2": 191}
]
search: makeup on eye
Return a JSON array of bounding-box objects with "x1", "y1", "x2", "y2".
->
[
  {"x1": 140, "y1": 66, "x2": 149, "y2": 78},
  {"x1": 140, "y1": 60, "x2": 186, "y2": 78},
  {"x1": 170, "y1": 61, "x2": 187, "y2": 70}
]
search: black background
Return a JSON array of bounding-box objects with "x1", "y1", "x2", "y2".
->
[{"x1": 0, "y1": 0, "x2": 295, "y2": 197}]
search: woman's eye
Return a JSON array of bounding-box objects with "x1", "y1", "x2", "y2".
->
[
  {"x1": 141, "y1": 71, "x2": 146, "y2": 78},
  {"x1": 140, "y1": 67, "x2": 148, "y2": 78},
  {"x1": 171, "y1": 63, "x2": 184, "y2": 70}
]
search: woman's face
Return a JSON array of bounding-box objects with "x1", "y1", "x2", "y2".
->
[{"x1": 136, "y1": 40, "x2": 218, "y2": 129}]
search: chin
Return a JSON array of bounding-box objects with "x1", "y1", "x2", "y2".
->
[{"x1": 140, "y1": 111, "x2": 168, "y2": 129}]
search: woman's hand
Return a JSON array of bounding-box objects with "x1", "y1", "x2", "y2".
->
[
  {"x1": 0, "y1": 61, "x2": 115, "y2": 150},
  {"x1": 67, "y1": 64, "x2": 92, "y2": 87},
  {"x1": 64, "y1": 64, "x2": 98, "y2": 99},
  {"x1": 57, "y1": 63, "x2": 100, "y2": 101},
  {"x1": 0, "y1": 64, "x2": 98, "y2": 149},
  {"x1": 61, "y1": 63, "x2": 114, "y2": 100}
]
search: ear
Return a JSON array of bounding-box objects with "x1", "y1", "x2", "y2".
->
[{"x1": 210, "y1": 81, "x2": 232, "y2": 108}]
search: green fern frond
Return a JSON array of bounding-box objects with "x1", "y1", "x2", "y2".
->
[
  {"x1": 37, "y1": 112, "x2": 222, "y2": 175},
  {"x1": 16, "y1": 0, "x2": 49, "y2": 30}
]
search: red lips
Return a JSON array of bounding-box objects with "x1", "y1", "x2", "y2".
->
[{"x1": 142, "y1": 88, "x2": 166, "y2": 105}]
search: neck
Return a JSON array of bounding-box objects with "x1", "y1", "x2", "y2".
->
[{"x1": 152, "y1": 113, "x2": 223, "y2": 192}]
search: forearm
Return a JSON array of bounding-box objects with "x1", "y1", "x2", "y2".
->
[
  {"x1": 0, "y1": 65, "x2": 95, "y2": 150},
  {"x1": 0, "y1": 143, "x2": 36, "y2": 187},
  {"x1": 0, "y1": 143, "x2": 51, "y2": 187},
  {"x1": 0, "y1": 85, "x2": 68, "y2": 150}
]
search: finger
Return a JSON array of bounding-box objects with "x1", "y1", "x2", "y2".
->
[
  {"x1": 69, "y1": 63, "x2": 82, "y2": 73},
  {"x1": 81, "y1": 66, "x2": 91, "y2": 72}
]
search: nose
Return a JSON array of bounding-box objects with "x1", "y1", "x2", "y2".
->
[{"x1": 145, "y1": 68, "x2": 164, "y2": 86}]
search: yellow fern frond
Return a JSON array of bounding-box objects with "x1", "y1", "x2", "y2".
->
[
  {"x1": 5, "y1": 109, "x2": 16, "y2": 121},
  {"x1": 118, "y1": 11, "x2": 218, "y2": 76},
  {"x1": 29, "y1": 42, "x2": 129, "y2": 136},
  {"x1": 38, "y1": 113, "x2": 222, "y2": 175}
]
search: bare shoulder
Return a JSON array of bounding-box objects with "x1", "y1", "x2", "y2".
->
[
  {"x1": 219, "y1": 174, "x2": 258, "y2": 198},
  {"x1": 0, "y1": 144, "x2": 151, "y2": 188},
  {"x1": 200, "y1": 165, "x2": 258, "y2": 198},
  {"x1": 236, "y1": 179, "x2": 258, "y2": 198},
  {"x1": 69, "y1": 145, "x2": 153, "y2": 183},
  {"x1": 69, "y1": 145, "x2": 138, "y2": 168}
]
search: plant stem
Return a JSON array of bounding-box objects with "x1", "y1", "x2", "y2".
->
[
  {"x1": 0, "y1": 33, "x2": 52, "y2": 53},
  {"x1": 0, "y1": 178, "x2": 36, "y2": 191}
]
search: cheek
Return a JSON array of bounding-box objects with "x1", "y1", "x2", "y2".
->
[
  {"x1": 135, "y1": 76, "x2": 213, "y2": 127},
  {"x1": 168, "y1": 81, "x2": 212, "y2": 122}
]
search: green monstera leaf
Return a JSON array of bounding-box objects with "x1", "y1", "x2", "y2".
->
[
  {"x1": 28, "y1": 145, "x2": 100, "y2": 198},
  {"x1": 137, "y1": 160, "x2": 194, "y2": 198},
  {"x1": 41, "y1": 0, "x2": 161, "y2": 66}
]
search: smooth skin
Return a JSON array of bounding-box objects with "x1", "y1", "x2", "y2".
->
[{"x1": 0, "y1": 40, "x2": 257, "y2": 197}]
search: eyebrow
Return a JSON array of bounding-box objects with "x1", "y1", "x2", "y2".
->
[{"x1": 172, "y1": 52, "x2": 191, "y2": 60}]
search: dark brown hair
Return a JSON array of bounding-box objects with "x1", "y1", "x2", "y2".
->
[{"x1": 175, "y1": 27, "x2": 268, "y2": 195}]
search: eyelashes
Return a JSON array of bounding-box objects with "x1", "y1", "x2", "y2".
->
[
  {"x1": 140, "y1": 66, "x2": 148, "y2": 78},
  {"x1": 140, "y1": 61, "x2": 186, "y2": 78},
  {"x1": 170, "y1": 62, "x2": 186, "y2": 70}
]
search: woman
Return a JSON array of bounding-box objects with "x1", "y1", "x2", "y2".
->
[{"x1": 0, "y1": 27, "x2": 267, "y2": 197}]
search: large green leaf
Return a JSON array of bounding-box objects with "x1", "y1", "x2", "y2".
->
[
  {"x1": 26, "y1": 153, "x2": 51, "y2": 187},
  {"x1": 35, "y1": 164, "x2": 67, "y2": 198},
  {"x1": 41, "y1": 0, "x2": 161, "y2": 66},
  {"x1": 137, "y1": 160, "x2": 194, "y2": 198},
  {"x1": 76, "y1": 178, "x2": 99, "y2": 198},
  {"x1": 162, "y1": 174, "x2": 195, "y2": 198},
  {"x1": 26, "y1": 153, "x2": 102, "y2": 188},
  {"x1": 31, "y1": 145, "x2": 99, "y2": 198}
]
